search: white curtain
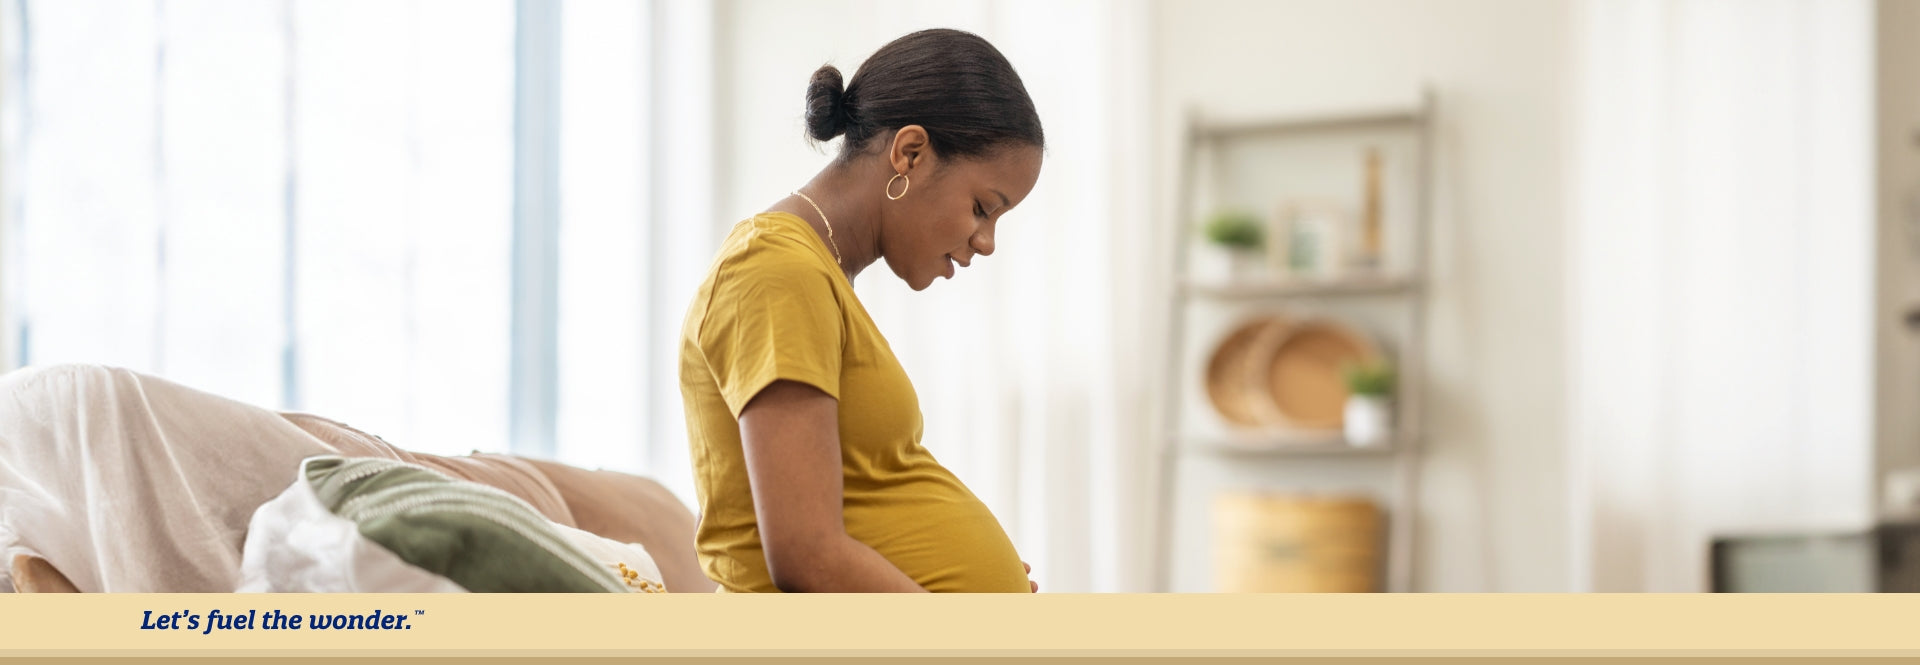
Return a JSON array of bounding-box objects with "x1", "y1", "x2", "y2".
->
[
  {"x1": 1, "y1": 0, "x2": 520, "y2": 455},
  {"x1": 1566, "y1": 0, "x2": 1876, "y2": 591},
  {"x1": 637, "y1": 0, "x2": 717, "y2": 506},
  {"x1": 714, "y1": 0, "x2": 1155, "y2": 592},
  {"x1": 0, "y1": 1, "x2": 702, "y2": 486}
]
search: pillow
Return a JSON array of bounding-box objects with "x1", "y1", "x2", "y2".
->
[{"x1": 239, "y1": 455, "x2": 664, "y2": 593}]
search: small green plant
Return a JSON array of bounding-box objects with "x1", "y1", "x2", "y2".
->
[
  {"x1": 1343, "y1": 359, "x2": 1395, "y2": 397},
  {"x1": 1201, "y1": 210, "x2": 1264, "y2": 250}
]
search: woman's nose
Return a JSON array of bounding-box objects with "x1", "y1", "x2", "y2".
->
[{"x1": 972, "y1": 225, "x2": 995, "y2": 257}]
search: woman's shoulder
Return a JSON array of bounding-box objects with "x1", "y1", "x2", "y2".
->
[
  {"x1": 688, "y1": 211, "x2": 850, "y2": 358},
  {"x1": 716, "y1": 211, "x2": 836, "y2": 274},
  {"x1": 704, "y1": 212, "x2": 842, "y2": 301}
]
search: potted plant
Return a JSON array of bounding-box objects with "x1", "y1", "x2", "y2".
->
[
  {"x1": 1200, "y1": 209, "x2": 1265, "y2": 279},
  {"x1": 1341, "y1": 359, "x2": 1394, "y2": 447}
]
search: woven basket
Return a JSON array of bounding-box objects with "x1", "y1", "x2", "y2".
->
[
  {"x1": 1203, "y1": 316, "x2": 1290, "y2": 428},
  {"x1": 1214, "y1": 492, "x2": 1383, "y2": 593}
]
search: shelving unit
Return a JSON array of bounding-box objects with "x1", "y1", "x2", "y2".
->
[{"x1": 1151, "y1": 92, "x2": 1435, "y2": 593}]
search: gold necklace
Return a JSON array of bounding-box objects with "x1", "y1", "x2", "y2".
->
[{"x1": 790, "y1": 190, "x2": 844, "y2": 266}]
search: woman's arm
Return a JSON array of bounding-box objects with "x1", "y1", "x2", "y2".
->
[{"x1": 737, "y1": 379, "x2": 928, "y2": 593}]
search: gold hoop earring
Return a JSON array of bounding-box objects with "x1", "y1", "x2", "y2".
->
[{"x1": 885, "y1": 173, "x2": 910, "y2": 200}]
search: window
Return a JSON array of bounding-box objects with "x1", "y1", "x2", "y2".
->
[{"x1": 2, "y1": 0, "x2": 660, "y2": 474}]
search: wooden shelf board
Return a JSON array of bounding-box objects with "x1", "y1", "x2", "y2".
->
[
  {"x1": 1196, "y1": 106, "x2": 1424, "y2": 140},
  {"x1": 1171, "y1": 430, "x2": 1413, "y2": 457},
  {"x1": 1180, "y1": 275, "x2": 1422, "y2": 299}
]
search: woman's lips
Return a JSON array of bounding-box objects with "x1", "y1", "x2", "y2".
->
[{"x1": 943, "y1": 255, "x2": 956, "y2": 279}]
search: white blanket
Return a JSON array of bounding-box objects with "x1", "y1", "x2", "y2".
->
[
  {"x1": 0, "y1": 364, "x2": 340, "y2": 592},
  {"x1": 237, "y1": 457, "x2": 665, "y2": 593},
  {"x1": 235, "y1": 460, "x2": 469, "y2": 594}
]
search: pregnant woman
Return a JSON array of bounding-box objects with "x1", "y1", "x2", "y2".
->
[{"x1": 678, "y1": 28, "x2": 1044, "y2": 592}]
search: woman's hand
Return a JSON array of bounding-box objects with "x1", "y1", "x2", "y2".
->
[{"x1": 1024, "y1": 561, "x2": 1037, "y2": 592}]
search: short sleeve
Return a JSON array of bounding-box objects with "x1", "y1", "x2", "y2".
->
[{"x1": 696, "y1": 239, "x2": 845, "y2": 418}]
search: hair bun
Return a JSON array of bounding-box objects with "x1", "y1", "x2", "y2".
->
[{"x1": 804, "y1": 64, "x2": 850, "y2": 142}]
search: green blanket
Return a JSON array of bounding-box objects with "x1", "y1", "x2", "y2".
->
[{"x1": 302, "y1": 456, "x2": 630, "y2": 593}]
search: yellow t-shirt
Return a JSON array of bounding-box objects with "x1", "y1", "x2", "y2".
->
[{"x1": 678, "y1": 211, "x2": 1028, "y2": 593}]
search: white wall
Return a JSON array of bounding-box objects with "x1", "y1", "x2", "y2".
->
[{"x1": 1153, "y1": 0, "x2": 1574, "y2": 591}]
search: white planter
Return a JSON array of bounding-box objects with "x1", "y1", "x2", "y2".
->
[
  {"x1": 1343, "y1": 395, "x2": 1392, "y2": 447},
  {"x1": 1223, "y1": 248, "x2": 1263, "y2": 280}
]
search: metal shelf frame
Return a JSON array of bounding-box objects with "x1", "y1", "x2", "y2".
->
[{"x1": 1151, "y1": 91, "x2": 1436, "y2": 593}]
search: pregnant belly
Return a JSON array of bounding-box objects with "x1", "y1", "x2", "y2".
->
[{"x1": 844, "y1": 488, "x2": 1027, "y2": 593}]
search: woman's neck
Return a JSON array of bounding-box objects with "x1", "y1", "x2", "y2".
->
[{"x1": 782, "y1": 161, "x2": 888, "y2": 284}]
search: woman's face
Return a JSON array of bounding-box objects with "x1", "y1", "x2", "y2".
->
[{"x1": 879, "y1": 140, "x2": 1044, "y2": 291}]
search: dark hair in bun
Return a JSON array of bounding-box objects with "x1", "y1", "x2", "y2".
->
[
  {"x1": 804, "y1": 65, "x2": 851, "y2": 142},
  {"x1": 803, "y1": 28, "x2": 1044, "y2": 161}
]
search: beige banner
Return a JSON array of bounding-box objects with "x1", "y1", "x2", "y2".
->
[{"x1": 0, "y1": 594, "x2": 1916, "y2": 658}]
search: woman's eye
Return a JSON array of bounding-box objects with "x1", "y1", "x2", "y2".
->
[{"x1": 974, "y1": 202, "x2": 986, "y2": 218}]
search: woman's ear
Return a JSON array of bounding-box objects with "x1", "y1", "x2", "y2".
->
[{"x1": 888, "y1": 125, "x2": 932, "y2": 174}]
